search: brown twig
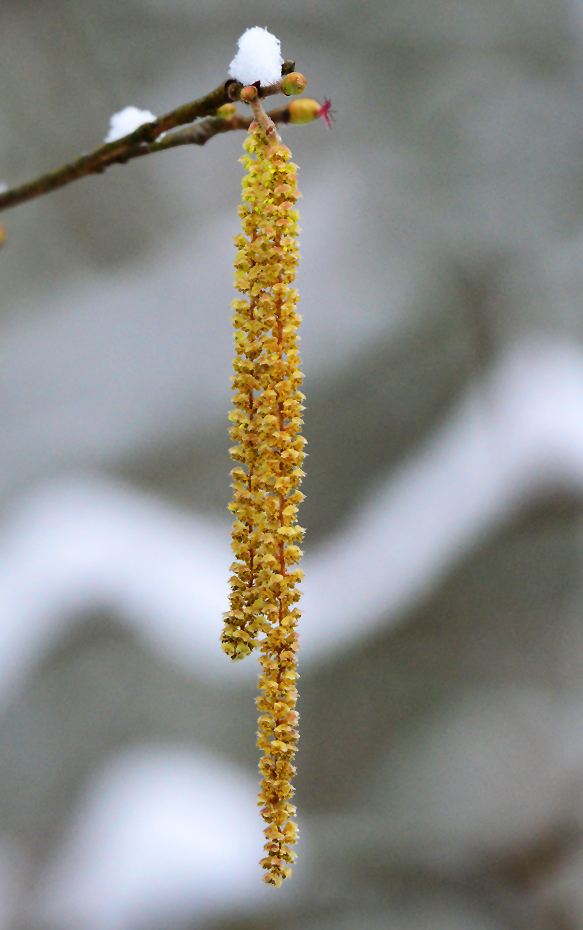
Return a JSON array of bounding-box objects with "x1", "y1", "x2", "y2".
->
[
  {"x1": 249, "y1": 96, "x2": 282, "y2": 145},
  {"x1": 134, "y1": 106, "x2": 292, "y2": 157},
  {"x1": 0, "y1": 62, "x2": 296, "y2": 214}
]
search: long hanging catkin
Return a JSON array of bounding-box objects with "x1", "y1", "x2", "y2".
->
[{"x1": 222, "y1": 123, "x2": 305, "y2": 886}]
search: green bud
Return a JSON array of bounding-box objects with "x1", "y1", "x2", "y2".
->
[
  {"x1": 288, "y1": 98, "x2": 321, "y2": 124},
  {"x1": 216, "y1": 103, "x2": 237, "y2": 118},
  {"x1": 281, "y1": 72, "x2": 307, "y2": 96}
]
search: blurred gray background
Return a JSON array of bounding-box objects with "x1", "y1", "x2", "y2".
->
[{"x1": 2, "y1": 1, "x2": 583, "y2": 928}]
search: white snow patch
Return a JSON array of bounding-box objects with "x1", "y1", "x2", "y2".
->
[
  {"x1": 104, "y1": 106, "x2": 157, "y2": 143},
  {"x1": 228, "y1": 26, "x2": 283, "y2": 87},
  {"x1": 38, "y1": 747, "x2": 279, "y2": 930},
  {"x1": 301, "y1": 336, "x2": 583, "y2": 660},
  {"x1": 1, "y1": 338, "x2": 583, "y2": 697}
]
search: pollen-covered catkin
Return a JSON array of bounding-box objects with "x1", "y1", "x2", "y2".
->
[{"x1": 221, "y1": 124, "x2": 305, "y2": 886}]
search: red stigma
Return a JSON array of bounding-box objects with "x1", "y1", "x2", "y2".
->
[{"x1": 317, "y1": 99, "x2": 335, "y2": 129}]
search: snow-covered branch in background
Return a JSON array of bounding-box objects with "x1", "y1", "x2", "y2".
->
[
  {"x1": 0, "y1": 334, "x2": 582, "y2": 925},
  {"x1": 0, "y1": 336, "x2": 581, "y2": 697}
]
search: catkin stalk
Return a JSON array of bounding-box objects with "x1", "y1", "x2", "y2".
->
[{"x1": 222, "y1": 124, "x2": 305, "y2": 885}]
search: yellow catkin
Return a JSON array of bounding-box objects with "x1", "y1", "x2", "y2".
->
[{"x1": 221, "y1": 124, "x2": 305, "y2": 886}]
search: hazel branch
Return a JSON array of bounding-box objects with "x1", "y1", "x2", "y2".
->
[
  {"x1": 0, "y1": 60, "x2": 297, "y2": 214},
  {"x1": 128, "y1": 105, "x2": 294, "y2": 158}
]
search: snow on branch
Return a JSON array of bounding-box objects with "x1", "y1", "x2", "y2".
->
[
  {"x1": 104, "y1": 107, "x2": 158, "y2": 144},
  {"x1": 229, "y1": 27, "x2": 283, "y2": 87},
  {"x1": 0, "y1": 61, "x2": 302, "y2": 215}
]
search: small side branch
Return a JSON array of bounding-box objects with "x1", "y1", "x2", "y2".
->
[
  {"x1": 137, "y1": 106, "x2": 292, "y2": 156},
  {"x1": 249, "y1": 96, "x2": 282, "y2": 146},
  {"x1": 0, "y1": 62, "x2": 296, "y2": 214}
]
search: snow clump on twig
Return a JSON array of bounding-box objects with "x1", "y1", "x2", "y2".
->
[
  {"x1": 228, "y1": 27, "x2": 283, "y2": 87},
  {"x1": 104, "y1": 106, "x2": 157, "y2": 144}
]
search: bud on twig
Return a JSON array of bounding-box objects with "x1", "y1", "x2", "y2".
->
[
  {"x1": 288, "y1": 98, "x2": 322, "y2": 124},
  {"x1": 281, "y1": 72, "x2": 307, "y2": 96},
  {"x1": 240, "y1": 85, "x2": 259, "y2": 104},
  {"x1": 216, "y1": 103, "x2": 237, "y2": 118}
]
